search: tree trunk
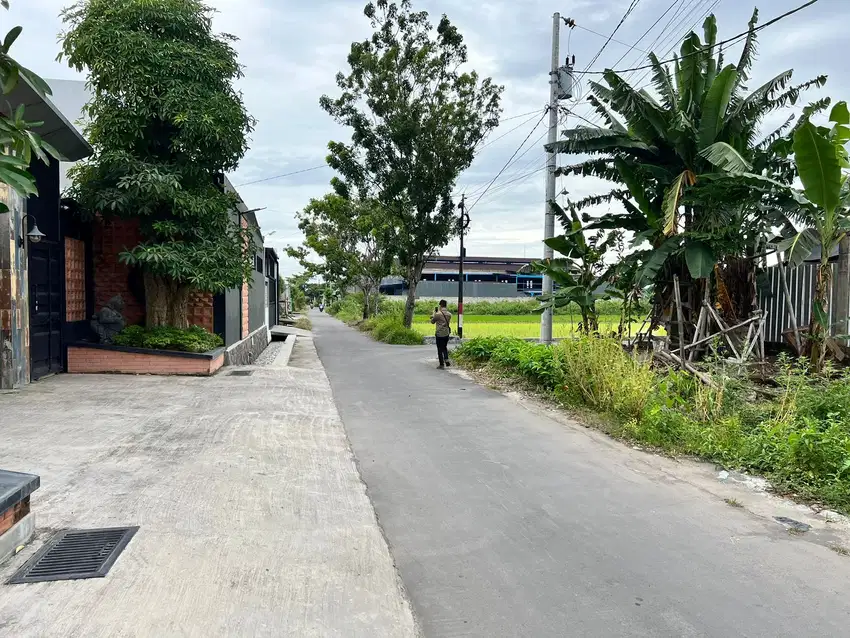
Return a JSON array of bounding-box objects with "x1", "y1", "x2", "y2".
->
[
  {"x1": 168, "y1": 284, "x2": 192, "y2": 328},
  {"x1": 144, "y1": 272, "x2": 169, "y2": 327},
  {"x1": 403, "y1": 275, "x2": 419, "y2": 329}
]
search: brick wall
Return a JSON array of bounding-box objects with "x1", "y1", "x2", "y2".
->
[
  {"x1": 0, "y1": 496, "x2": 30, "y2": 536},
  {"x1": 93, "y1": 218, "x2": 214, "y2": 330},
  {"x1": 65, "y1": 237, "x2": 86, "y2": 321},
  {"x1": 188, "y1": 290, "x2": 213, "y2": 332},
  {"x1": 93, "y1": 218, "x2": 145, "y2": 325},
  {"x1": 68, "y1": 346, "x2": 224, "y2": 376}
]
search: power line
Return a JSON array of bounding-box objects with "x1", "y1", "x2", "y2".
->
[
  {"x1": 579, "y1": 0, "x2": 819, "y2": 75},
  {"x1": 466, "y1": 109, "x2": 549, "y2": 214},
  {"x1": 580, "y1": 0, "x2": 644, "y2": 75},
  {"x1": 476, "y1": 109, "x2": 546, "y2": 151},
  {"x1": 236, "y1": 164, "x2": 329, "y2": 187},
  {"x1": 573, "y1": 23, "x2": 649, "y2": 55}
]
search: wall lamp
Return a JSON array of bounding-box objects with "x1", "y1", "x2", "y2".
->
[{"x1": 19, "y1": 214, "x2": 45, "y2": 247}]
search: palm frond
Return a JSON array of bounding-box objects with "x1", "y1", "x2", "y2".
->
[
  {"x1": 756, "y1": 113, "x2": 795, "y2": 150},
  {"x1": 699, "y1": 141, "x2": 752, "y2": 172},
  {"x1": 603, "y1": 70, "x2": 670, "y2": 141},
  {"x1": 735, "y1": 8, "x2": 760, "y2": 89},
  {"x1": 648, "y1": 52, "x2": 678, "y2": 111},
  {"x1": 586, "y1": 94, "x2": 627, "y2": 133},
  {"x1": 556, "y1": 158, "x2": 620, "y2": 182}
]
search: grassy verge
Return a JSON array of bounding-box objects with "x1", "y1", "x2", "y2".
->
[
  {"x1": 329, "y1": 295, "x2": 423, "y2": 345},
  {"x1": 454, "y1": 336, "x2": 850, "y2": 514}
]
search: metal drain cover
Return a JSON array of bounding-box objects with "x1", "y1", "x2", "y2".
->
[
  {"x1": 228, "y1": 370, "x2": 253, "y2": 376},
  {"x1": 8, "y1": 527, "x2": 138, "y2": 584}
]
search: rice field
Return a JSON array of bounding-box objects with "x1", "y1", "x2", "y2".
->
[{"x1": 411, "y1": 314, "x2": 660, "y2": 339}]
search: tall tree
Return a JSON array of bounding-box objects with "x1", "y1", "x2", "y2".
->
[
  {"x1": 320, "y1": 0, "x2": 502, "y2": 327},
  {"x1": 288, "y1": 193, "x2": 394, "y2": 319},
  {"x1": 0, "y1": 0, "x2": 60, "y2": 205},
  {"x1": 60, "y1": 0, "x2": 255, "y2": 327},
  {"x1": 552, "y1": 11, "x2": 825, "y2": 335}
]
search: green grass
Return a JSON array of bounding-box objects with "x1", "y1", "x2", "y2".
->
[{"x1": 411, "y1": 314, "x2": 663, "y2": 339}]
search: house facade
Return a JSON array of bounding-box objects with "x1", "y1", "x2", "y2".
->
[{"x1": 0, "y1": 80, "x2": 277, "y2": 389}]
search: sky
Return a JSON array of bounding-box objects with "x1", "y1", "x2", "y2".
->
[{"x1": 6, "y1": 0, "x2": 847, "y2": 276}]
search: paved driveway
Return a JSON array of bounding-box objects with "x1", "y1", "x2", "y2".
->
[{"x1": 0, "y1": 336, "x2": 414, "y2": 638}]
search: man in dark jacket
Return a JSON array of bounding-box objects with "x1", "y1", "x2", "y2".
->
[{"x1": 430, "y1": 299, "x2": 452, "y2": 369}]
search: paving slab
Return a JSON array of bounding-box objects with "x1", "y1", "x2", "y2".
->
[{"x1": 0, "y1": 343, "x2": 415, "y2": 638}]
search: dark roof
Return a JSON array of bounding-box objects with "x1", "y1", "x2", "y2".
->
[
  {"x1": 4, "y1": 76, "x2": 91, "y2": 161},
  {"x1": 423, "y1": 255, "x2": 537, "y2": 275}
]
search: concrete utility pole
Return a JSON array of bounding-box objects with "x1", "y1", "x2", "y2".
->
[
  {"x1": 457, "y1": 195, "x2": 470, "y2": 338},
  {"x1": 541, "y1": 12, "x2": 561, "y2": 344}
]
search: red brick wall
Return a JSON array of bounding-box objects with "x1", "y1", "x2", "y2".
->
[
  {"x1": 188, "y1": 290, "x2": 214, "y2": 332},
  {"x1": 93, "y1": 219, "x2": 214, "y2": 330},
  {"x1": 68, "y1": 346, "x2": 223, "y2": 376},
  {"x1": 93, "y1": 218, "x2": 145, "y2": 325},
  {"x1": 0, "y1": 496, "x2": 30, "y2": 536},
  {"x1": 65, "y1": 237, "x2": 86, "y2": 321}
]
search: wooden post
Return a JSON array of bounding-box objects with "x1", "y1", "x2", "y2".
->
[
  {"x1": 673, "y1": 276, "x2": 686, "y2": 363},
  {"x1": 777, "y1": 252, "x2": 801, "y2": 354},
  {"x1": 704, "y1": 302, "x2": 742, "y2": 360}
]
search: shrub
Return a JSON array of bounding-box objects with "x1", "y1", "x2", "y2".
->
[
  {"x1": 112, "y1": 325, "x2": 223, "y2": 353},
  {"x1": 555, "y1": 337, "x2": 655, "y2": 419},
  {"x1": 366, "y1": 314, "x2": 423, "y2": 345}
]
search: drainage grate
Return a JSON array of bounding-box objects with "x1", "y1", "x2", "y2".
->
[
  {"x1": 8, "y1": 527, "x2": 138, "y2": 584},
  {"x1": 228, "y1": 370, "x2": 253, "y2": 376}
]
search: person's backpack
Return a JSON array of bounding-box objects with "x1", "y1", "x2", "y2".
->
[{"x1": 441, "y1": 309, "x2": 451, "y2": 335}]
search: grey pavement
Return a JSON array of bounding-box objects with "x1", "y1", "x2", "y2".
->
[
  {"x1": 312, "y1": 311, "x2": 850, "y2": 637},
  {"x1": 0, "y1": 339, "x2": 415, "y2": 638}
]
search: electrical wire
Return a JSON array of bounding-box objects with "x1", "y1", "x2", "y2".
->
[
  {"x1": 465, "y1": 109, "x2": 549, "y2": 214},
  {"x1": 235, "y1": 164, "x2": 329, "y2": 187},
  {"x1": 579, "y1": 0, "x2": 819, "y2": 75},
  {"x1": 573, "y1": 23, "x2": 649, "y2": 55},
  {"x1": 579, "y1": 0, "x2": 644, "y2": 75},
  {"x1": 476, "y1": 109, "x2": 546, "y2": 152}
]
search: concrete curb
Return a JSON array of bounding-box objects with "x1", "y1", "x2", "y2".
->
[
  {"x1": 274, "y1": 335, "x2": 297, "y2": 368},
  {"x1": 0, "y1": 513, "x2": 34, "y2": 565}
]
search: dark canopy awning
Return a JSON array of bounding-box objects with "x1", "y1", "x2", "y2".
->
[{"x1": 2, "y1": 76, "x2": 91, "y2": 162}]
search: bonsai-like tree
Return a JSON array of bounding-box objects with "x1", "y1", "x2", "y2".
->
[{"x1": 60, "y1": 0, "x2": 256, "y2": 327}]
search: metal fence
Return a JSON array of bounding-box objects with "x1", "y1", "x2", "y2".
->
[{"x1": 758, "y1": 263, "x2": 849, "y2": 344}]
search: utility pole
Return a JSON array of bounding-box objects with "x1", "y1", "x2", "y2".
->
[
  {"x1": 457, "y1": 195, "x2": 470, "y2": 338},
  {"x1": 541, "y1": 12, "x2": 561, "y2": 344}
]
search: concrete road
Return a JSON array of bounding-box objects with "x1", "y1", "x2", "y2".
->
[{"x1": 313, "y1": 312, "x2": 850, "y2": 638}]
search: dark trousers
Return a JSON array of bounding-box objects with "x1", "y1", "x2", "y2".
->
[{"x1": 436, "y1": 336, "x2": 450, "y2": 366}]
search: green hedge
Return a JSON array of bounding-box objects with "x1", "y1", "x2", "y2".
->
[{"x1": 112, "y1": 325, "x2": 223, "y2": 353}]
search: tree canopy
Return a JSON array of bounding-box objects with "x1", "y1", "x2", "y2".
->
[
  {"x1": 60, "y1": 0, "x2": 255, "y2": 327},
  {"x1": 320, "y1": 0, "x2": 503, "y2": 327}
]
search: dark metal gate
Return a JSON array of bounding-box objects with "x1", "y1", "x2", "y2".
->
[{"x1": 28, "y1": 239, "x2": 64, "y2": 379}]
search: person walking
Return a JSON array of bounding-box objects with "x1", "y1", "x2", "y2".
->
[{"x1": 430, "y1": 299, "x2": 452, "y2": 369}]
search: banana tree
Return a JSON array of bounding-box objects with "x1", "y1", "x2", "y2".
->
[
  {"x1": 779, "y1": 101, "x2": 850, "y2": 370},
  {"x1": 550, "y1": 10, "x2": 827, "y2": 335},
  {"x1": 530, "y1": 203, "x2": 618, "y2": 334}
]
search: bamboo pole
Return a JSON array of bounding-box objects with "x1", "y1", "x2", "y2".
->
[
  {"x1": 777, "y1": 252, "x2": 802, "y2": 354},
  {"x1": 673, "y1": 276, "x2": 686, "y2": 364}
]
